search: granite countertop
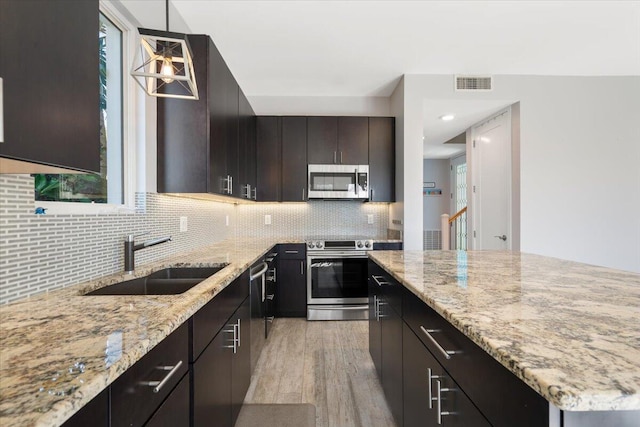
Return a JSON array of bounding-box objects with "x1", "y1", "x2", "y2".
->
[
  {"x1": 0, "y1": 237, "x2": 289, "y2": 427},
  {"x1": 368, "y1": 250, "x2": 640, "y2": 412},
  {"x1": 0, "y1": 235, "x2": 399, "y2": 427}
]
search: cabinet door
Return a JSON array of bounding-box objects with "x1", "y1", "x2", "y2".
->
[
  {"x1": 368, "y1": 278, "x2": 382, "y2": 379},
  {"x1": 193, "y1": 325, "x2": 234, "y2": 427},
  {"x1": 157, "y1": 35, "x2": 210, "y2": 193},
  {"x1": 208, "y1": 38, "x2": 229, "y2": 195},
  {"x1": 145, "y1": 373, "x2": 190, "y2": 427},
  {"x1": 307, "y1": 116, "x2": 338, "y2": 164},
  {"x1": 225, "y1": 66, "x2": 240, "y2": 197},
  {"x1": 281, "y1": 117, "x2": 308, "y2": 201},
  {"x1": 368, "y1": 117, "x2": 395, "y2": 202},
  {"x1": 403, "y1": 323, "x2": 440, "y2": 427},
  {"x1": 256, "y1": 116, "x2": 281, "y2": 201},
  {"x1": 338, "y1": 117, "x2": 368, "y2": 164},
  {"x1": 275, "y1": 259, "x2": 307, "y2": 317},
  {"x1": 231, "y1": 297, "x2": 252, "y2": 425},
  {"x1": 0, "y1": 0, "x2": 100, "y2": 172},
  {"x1": 61, "y1": 389, "x2": 108, "y2": 427},
  {"x1": 380, "y1": 300, "x2": 403, "y2": 426},
  {"x1": 238, "y1": 89, "x2": 256, "y2": 199}
]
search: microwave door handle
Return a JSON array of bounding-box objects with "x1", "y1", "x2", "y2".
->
[{"x1": 354, "y1": 168, "x2": 359, "y2": 197}]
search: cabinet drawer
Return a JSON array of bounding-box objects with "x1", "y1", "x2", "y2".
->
[
  {"x1": 145, "y1": 372, "x2": 189, "y2": 427},
  {"x1": 278, "y1": 244, "x2": 306, "y2": 259},
  {"x1": 111, "y1": 322, "x2": 189, "y2": 427},
  {"x1": 403, "y1": 289, "x2": 548, "y2": 427},
  {"x1": 372, "y1": 242, "x2": 403, "y2": 250},
  {"x1": 191, "y1": 269, "x2": 249, "y2": 361}
]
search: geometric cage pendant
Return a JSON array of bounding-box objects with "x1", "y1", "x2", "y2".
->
[{"x1": 130, "y1": 28, "x2": 199, "y2": 100}]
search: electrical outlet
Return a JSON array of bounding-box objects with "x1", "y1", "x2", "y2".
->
[
  {"x1": 264, "y1": 214, "x2": 272, "y2": 225},
  {"x1": 367, "y1": 214, "x2": 374, "y2": 224},
  {"x1": 225, "y1": 215, "x2": 229, "y2": 226},
  {"x1": 180, "y1": 216, "x2": 188, "y2": 232}
]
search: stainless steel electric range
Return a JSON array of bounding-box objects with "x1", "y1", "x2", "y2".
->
[{"x1": 306, "y1": 238, "x2": 373, "y2": 320}]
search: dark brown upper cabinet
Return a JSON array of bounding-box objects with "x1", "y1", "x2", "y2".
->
[
  {"x1": 307, "y1": 117, "x2": 338, "y2": 164},
  {"x1": 307, "y1": 116, "x2": 368, "y2": 165},
  {"x1": 338, "y1": 117, "x2": 369, "y2": 164},
  {"x1": 158, "y1": 34, "x2": 248, "y2": 197},
  {"x1": 238, "y1": 88, "x2": 256, "y2": 200},
  {"x1": 0, "y1": 0, "x2": 100, "y2": 173},
  {"x1": 281, "y1": 117, "x2": 307, "y2": 202},
  {"x1": 256, "y1": 116, "x2": 281, "y2": 201},
  {"x1": 368, "y1": 117, "x2": 395, "y2": 202}
]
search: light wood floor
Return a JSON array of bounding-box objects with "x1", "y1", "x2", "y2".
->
[{"x1": 244, "y1": 318, "x2": 397, "y2": 427}]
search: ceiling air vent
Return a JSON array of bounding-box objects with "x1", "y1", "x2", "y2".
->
[{"x1": 455, "y1": 75, "x2": 493, "y2": 91}]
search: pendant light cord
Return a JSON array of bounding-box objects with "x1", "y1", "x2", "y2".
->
[{"x1": 165, "y1": 0, "x2": 169, "y2": 31}]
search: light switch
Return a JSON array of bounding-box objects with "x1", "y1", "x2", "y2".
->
[
  {"x1": 180, "y1": 216, "x2": 188, "y2": 232},
  {"x1": 265, "y1": 214, "x2": 272, "y2": 225},
  {"x1": 367, "y1": 214, "x2": 374, "y2": 224},
  {"x1": 225, "y1": 215, "x2": 229, "y2": 226}
]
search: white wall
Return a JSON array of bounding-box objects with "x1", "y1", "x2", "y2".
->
[
  {"x1": 423, "y1": 159, "x2": 450, "y2": 229},
  {"x1": 402, "y1": 75, "x2": 640, "y2": 272},
  {"x1": 248, "y1": 96, "x2": 390, "y2": 116}
]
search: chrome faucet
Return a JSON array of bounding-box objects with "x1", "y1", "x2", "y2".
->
[{"x1": 124, "y1": 232, "x2": 172, "y2": 273}]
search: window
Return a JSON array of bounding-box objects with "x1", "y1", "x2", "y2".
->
[{"x1": 34, "y1": 12, "x2": 124, "y2": 205}]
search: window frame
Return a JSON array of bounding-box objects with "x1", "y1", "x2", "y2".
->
[{"x1": 37, "y1": 1, "x2": 138, "y2": 214}]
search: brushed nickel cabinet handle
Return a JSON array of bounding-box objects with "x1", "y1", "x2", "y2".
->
[
  {"x1": 140, "y1": 360, "x2": 183, "y2": 393},
  {"x1": 420, "y1": 326, "x2": 458, "y2": 360},
  {"x1": 436, "y1": 379, "x2": 454, "y2": 424},
  {"x1": 371, "y1": 275, "x2": 389, "y2": 287}
]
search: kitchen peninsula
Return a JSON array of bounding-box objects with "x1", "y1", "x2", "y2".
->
[{"x1": 369, "y1": 250, "x2": 640, "y2": 426}]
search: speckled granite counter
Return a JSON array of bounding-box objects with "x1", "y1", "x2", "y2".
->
[
  {"x1": 0, "y1": 236, "x2": 400, "y2": 427},
  {"x1": 0, "y1": 238, "x2": 290, "y2": 427},
  {"x1": 368, "y1": 250, "x2": 640, "y2": 412}
]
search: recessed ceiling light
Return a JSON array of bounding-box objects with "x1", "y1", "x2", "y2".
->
[{"x1": 439, "y1": 114, "x2": 455, "y2": 121}]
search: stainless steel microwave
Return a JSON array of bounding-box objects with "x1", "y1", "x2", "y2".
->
[{"x1": 307, "y1": 164, "x2": 369, "y2": 199}]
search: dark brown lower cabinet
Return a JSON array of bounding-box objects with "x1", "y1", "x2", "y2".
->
[
  {"x1": 193, "y1": 321, "x2": 234, "y2": 427},
  {"x1": 145, "y1": 373, "x2": 190, "y2": 427},
  {"x1": 403, "y1": 323, "x2": 490, "y2": 427},
  {"x1": 111, "y1": 323, "x2": 189, "y2": 427},
  {"x1": 231, "y1": 298, "x2": 251, "y2": 424},
  {"x1": 379, "y1": 293, "x2": 403, "y2": 427},
  {"x1": 61, "y1": 388, "x2": 108, "y2": 427},
  {"x1": 368, "y1": 276, "x2": 382, "y2": 379},
  {"x1": 275, "y1": 259, "x2": 307, "y2": 317},
  {"x1": 193, "y1": 297, "x2": 251, "y2": 427}
]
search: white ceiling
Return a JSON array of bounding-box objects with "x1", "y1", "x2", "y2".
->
[{"x1": 120, "y1": 0, "x2": 640, "y2": 157}]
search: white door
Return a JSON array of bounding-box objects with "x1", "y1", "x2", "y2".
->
[{"x1": 471, "y1": 110, "x2": 511, "y2": 250}]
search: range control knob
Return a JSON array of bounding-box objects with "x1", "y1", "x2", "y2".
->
[
  {"x1": 316, "y1": 241, "x2": 324, "y2": 249},
  {"x1": 357, "y1": 241, "x2": 364, "y2": 248},
  {"x1": 364, "y1": 241, "x2": 372, "y2": 248},
  {"x1": 308, "y1": 242, "x2": 315, "y2": 249}
]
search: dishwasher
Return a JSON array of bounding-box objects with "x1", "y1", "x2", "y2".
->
[{"x1": 248, "y1": 251, "x2": 277, "y2": 371}]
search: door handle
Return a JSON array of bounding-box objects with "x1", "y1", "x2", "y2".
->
[{"x1": 494, "y1": 235, "x2": 507, "y2": 241}]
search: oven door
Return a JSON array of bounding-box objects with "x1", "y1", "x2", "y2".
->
[{"x1": 307, "y1": 251, "x2": 369, "y2": 305}]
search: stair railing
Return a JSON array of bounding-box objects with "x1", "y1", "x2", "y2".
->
[{"x1": 440, "y1": 206, "x2": 467, "y2": 250}]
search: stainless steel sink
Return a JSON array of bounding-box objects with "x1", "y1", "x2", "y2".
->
[{"x1": 86, "y1": 265, "x2": 228, "y2": 296}]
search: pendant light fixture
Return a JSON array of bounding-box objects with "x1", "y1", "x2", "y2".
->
[{"x1": 130, "y1": 0, "x2": 198, "y2": 100}]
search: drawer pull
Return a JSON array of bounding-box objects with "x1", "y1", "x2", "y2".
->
[
  {"x1": 436, "y1": 380, "x2": 455, "y2": 424},
  {"x1": 266, "y1": 294, "x2": 275, "y2": 300},
  {"x1": 371, "y1": 275, "x2": 390, "y2": 287},
  {"x1": 266, "y1": 316, "x2": 275, "y2": 323},
  {"x1": 427, "y1": 368, "x2": 442, "y2": 409},
  {"x1": 420, "y1": 326, "x2": 457, "y2": 360},
  {"x1": 142, "y1": 360, "x2": 183, "y2": 393},
  {"x1": 285, "y1": 250, "x2": 299, "y2": 254}
]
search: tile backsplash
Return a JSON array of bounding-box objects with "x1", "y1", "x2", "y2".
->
[
  {"x1": 0, "y1": 175, "x2": 234, "y2": 304},
  {"x1": 0, "y1": 175, "x2": 390, "y2": 304},
  {"x1": 237, "y1": 201, "x2": 389, "y2": 238}
]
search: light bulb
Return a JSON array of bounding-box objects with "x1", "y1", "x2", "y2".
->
[{"x1": 160, "y1": 56, "x2": 175, "y2": 84}]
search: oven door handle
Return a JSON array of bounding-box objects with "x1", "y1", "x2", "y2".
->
[{"x1": 307, "y1": 252, "x2": 368, "y2": 259}]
